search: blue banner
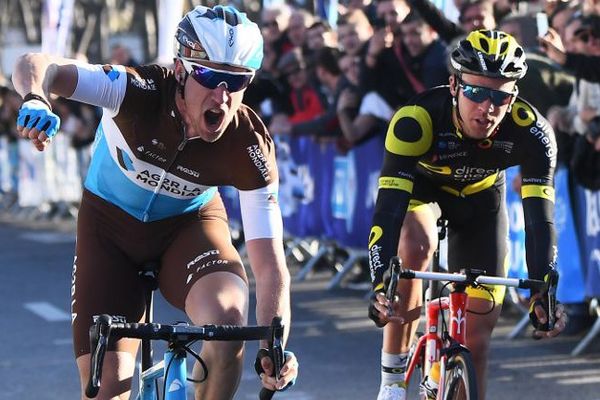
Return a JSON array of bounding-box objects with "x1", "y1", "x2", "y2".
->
[{"x1": 574, "y1": 186, "x2": 600, "y2": 298}]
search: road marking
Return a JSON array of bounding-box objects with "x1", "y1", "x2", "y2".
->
[
  {"x1": 558, "y1": 376, "x2": 600, "y2": 385},
  {"x1": 20, "y1": 232, "x2": 75, "y2": 243},
  {"x1": 53, "y1": 338, "x2": 73, "y2": 346},
  {"x1": 535, "y1": 369, "x2": 600, "y2": 379},
  {"x1": 24, "y1": 302, "x2": 71, "y2": 321}
]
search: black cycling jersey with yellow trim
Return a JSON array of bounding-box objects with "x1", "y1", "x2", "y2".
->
[{"x1": 368, "y1": 86, "x2": 557, "y2": 290}]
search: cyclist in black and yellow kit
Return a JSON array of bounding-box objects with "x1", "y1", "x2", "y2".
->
[{"x1": 367, "y1": 30, "x2": 567, "y2": 400}]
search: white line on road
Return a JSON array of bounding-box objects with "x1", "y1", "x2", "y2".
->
[
  {"x1": 20, "y1": 232, "x2": 75, "y2": 243},
  {"x1": 24, "y1": 302, "x2": 71, "y2": 321}
]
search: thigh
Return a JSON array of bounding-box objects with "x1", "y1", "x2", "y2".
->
[
  {"x1": 159, "y1": 194, "x2": 248, "y2": 312},
  {"x1": 73, "y1": 198, "x2": 147, "y2": 358}
]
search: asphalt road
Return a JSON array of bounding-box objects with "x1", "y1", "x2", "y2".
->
[{"x1": 1, "y1": 217, "x2": 599, "y2": 400}]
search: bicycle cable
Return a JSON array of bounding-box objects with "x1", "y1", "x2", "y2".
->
[
  {"x1": 466, "y1": 284, "x2": 496, "y2": 315},
  {"x1": 161, "y1": 341, "x2": 209, "y2": 397},
  {"x1": 183, "y1": 341, "x2": 209, "y2": 384}
]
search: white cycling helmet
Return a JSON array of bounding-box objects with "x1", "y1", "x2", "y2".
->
[{"x1": 175, "y1": 5, "x2": 263, "y2": 71}]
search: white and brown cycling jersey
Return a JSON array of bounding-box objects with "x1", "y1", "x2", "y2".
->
[{"x1": 70, "y1": 63, "x2": 281, "y2": 240}]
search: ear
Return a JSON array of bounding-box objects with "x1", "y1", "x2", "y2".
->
[
  {"x1": 449, "y1": 75, "x2": 458, "y2": 97},
  {"x1": 507, "y1": 85, "x2": 519, "y2": 112},
  {"x1": 174, "y1": 60, "x2": 185, "y2": 83}
]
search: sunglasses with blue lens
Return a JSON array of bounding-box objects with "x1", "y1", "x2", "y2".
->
[
  {"x1": 181, "y1": 58, "x2": 254, "y2": 92},
  {"x1": 458, "y1": 80, "x2": 516, "y2": 107}
]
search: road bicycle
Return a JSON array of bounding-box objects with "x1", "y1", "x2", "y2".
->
[
  {"x1": 386, "y1": 224, "x2": 557, "y2": 400},
  {"x1": 85, "y1": 271, "x2": 284, "y2": 400}
]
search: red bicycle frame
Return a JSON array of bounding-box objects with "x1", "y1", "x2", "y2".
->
[{"x1": 404, "y1": 289, "x2": 469, "y2": 400}]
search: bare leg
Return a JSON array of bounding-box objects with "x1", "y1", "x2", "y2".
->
[
  {"x1": 383, "y1": 208, "x2": 438, "y2": 355},
  {"x1": 186, "y1": 271, "x2": 249, "y2": 400},
  {"x1": 465, "y1": 297, "x2": 502, "y2": 400},
  {"x1": 76, "y1": 347, "x2": 138, "y2": 400}
]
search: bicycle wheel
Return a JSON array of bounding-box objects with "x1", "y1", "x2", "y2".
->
[{"x1": 442, "y1": 351, "x2": 478, "y2": 400}]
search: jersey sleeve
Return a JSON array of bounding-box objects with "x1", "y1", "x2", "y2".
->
[
  {"x1": 69, "y1": 64, "x2": 128, "y2": 115},
  {"x1": 69, "y1": 64, "x2": 166, "y2": 118},
  {"x1": 368, "y1": 104, "x2": 434, "y2": 291},
  {"x1": 515, "y1": 101, "x2": 558, "y2": 281},
  {"x1": 231, "y1": 106, "x2": 283, "y2": 240}
]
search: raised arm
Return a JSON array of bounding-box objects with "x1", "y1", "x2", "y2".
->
[{"x1": 12, "y1": 52, "x2": 79, "y2": 101}]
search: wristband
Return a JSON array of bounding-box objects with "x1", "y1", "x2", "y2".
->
[{"x1": 23, "y1": 93, "x2": 52, "y2": 111}]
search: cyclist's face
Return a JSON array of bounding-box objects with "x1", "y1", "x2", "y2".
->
[
  {"x1": 175, "y1": 60, "x2": 248, "y2": 142},
  {"x1": 450, "y1": 73, "x2": 517, "y2": 140}
]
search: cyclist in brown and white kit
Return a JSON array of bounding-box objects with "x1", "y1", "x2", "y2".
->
[{"x1": 13, "y1": 5, "x2": 297, "y2": 400}]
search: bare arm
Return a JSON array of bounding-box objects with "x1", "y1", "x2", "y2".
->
[
  {"x1": 245, "y1": 237, "x2": 291, "y2": 344},
  {"x1": 12, "y1": 52, "x2": 80, "y2": 101}
]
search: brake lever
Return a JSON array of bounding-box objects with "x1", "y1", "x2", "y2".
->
[
  {"x1": 385, "y1": 257, "x2": 401, "y2": 317},
  {"x1": 259, "y1": 317, "x2": 285, "y2": 400},
  {"x1": 85, "y1": 314, "x2": 113, "y2": 398}
]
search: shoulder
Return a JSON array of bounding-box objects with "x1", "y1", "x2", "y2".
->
[
  {"x1": 505, "y1": 97, "x2": 551, "y2": 133},
  {"x1": 228, "y1": 105, "x2": 278, "y2": 189},
  {"x1": 390, "y1": 86, "x2": 450, "y2": 126},
  {"x1": 504, "y1": 97, "x2": 557, "y2": 162}
]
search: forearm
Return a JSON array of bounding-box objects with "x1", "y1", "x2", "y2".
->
[
  {"x1": 12, "y1": 53, "x2": 78, "y2": 99},
  {"x1": 246, "y1": 238, "x2": 292, "y2": 345}
]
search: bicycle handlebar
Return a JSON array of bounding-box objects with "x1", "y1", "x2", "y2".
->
[
  {"x1": 397, "y1": 268, "x2": 548, "y2": 292},
  {"x1": 85, "y1": 314, "x2": 284, "y2": 398}
]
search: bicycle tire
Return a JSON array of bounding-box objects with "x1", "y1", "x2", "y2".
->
[{"x1": 442, "y1": 351, "x2": 478, "y2": 400}]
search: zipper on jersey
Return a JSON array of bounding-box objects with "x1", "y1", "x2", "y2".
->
[{"x1": 141, "y1": 137, "x2": 189, "y2": 222}]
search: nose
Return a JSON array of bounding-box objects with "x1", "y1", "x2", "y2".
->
[{"x1": 211, "y1": 83, "x2": 231, "y2": 103}]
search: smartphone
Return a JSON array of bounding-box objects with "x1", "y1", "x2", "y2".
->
[{"x1": 536, "y1": 12, "x2": 549, "y2": 37}]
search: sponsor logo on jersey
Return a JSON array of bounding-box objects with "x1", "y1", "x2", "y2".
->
[
  {"x1": 152, "y1": 139, "x2": 166, "y2": 150},
  {"x1": 176, "y1": 165, "x2": 200, "y2": 178},
  {"x1": 185, "y1": 249, "x2": 229, "y2": 284},
  {"x1": 246, "y1": 145, "x2": 271, "y2": 181},
  {"x1": 267, "y1": 193, "x2": 278, "y2": 204},
  {"x1": 434, "y1": 151, "x2": 468, "y2": 161},
  {"x1": 530, "y1": 121, "x2": 556, "y2": 166},
  {"x1": 70, "y1": 256, "x2": 77, "y2": 323},
  {"x1": 453, "y1": 166, "x2": 499, "y2": 181},
  {"x1": 136, "y1": 170, "x2": 207, "y2": 196},
  {"x1": 131, "y1": 77, "x2": 156, "y2": 91},
  {"x1": 102, "y1": 65, "x2": 120, "y2": 81},
  {"x1": 368, "y1": 226, "x2": 384, "y2": 282},
  {"x1": 492, "y1": 140, "x2": 514, "y2": 153}
]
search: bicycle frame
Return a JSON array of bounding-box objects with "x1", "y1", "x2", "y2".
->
[
  {"x1": 399, "y1": 267, "x2": 547, "y2": 400},
  {"x1": 404, "y1": 285, "x2": 468, "y2": 399},
  {"x1": 137, "y1": 348, "x2": 186, "y2": 400}
]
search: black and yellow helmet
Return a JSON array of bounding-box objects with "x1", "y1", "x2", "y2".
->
[{"x1": 450, "y1": 29, "x2": 527, "y2": 80}]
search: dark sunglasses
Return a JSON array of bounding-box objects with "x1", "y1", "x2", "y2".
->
[
  {"x1": 181, "y1": 58, "x2": 254, "y2": 92},
  {"x1": 458, "y1": 80, "x2": 516, "y2": 107}
]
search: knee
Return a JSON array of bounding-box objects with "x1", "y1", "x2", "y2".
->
[{"x1": 398, "y1": 233, "x2": 436, "y2": 267}]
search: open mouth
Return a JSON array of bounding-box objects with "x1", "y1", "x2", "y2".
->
[{"x1": 204, "y1": 108, "x2": 225, "y2": 129}]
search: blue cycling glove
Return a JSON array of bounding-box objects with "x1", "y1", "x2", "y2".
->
[{"x1": 17, "y1": 98, "x2": 61, "y2": 139}]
